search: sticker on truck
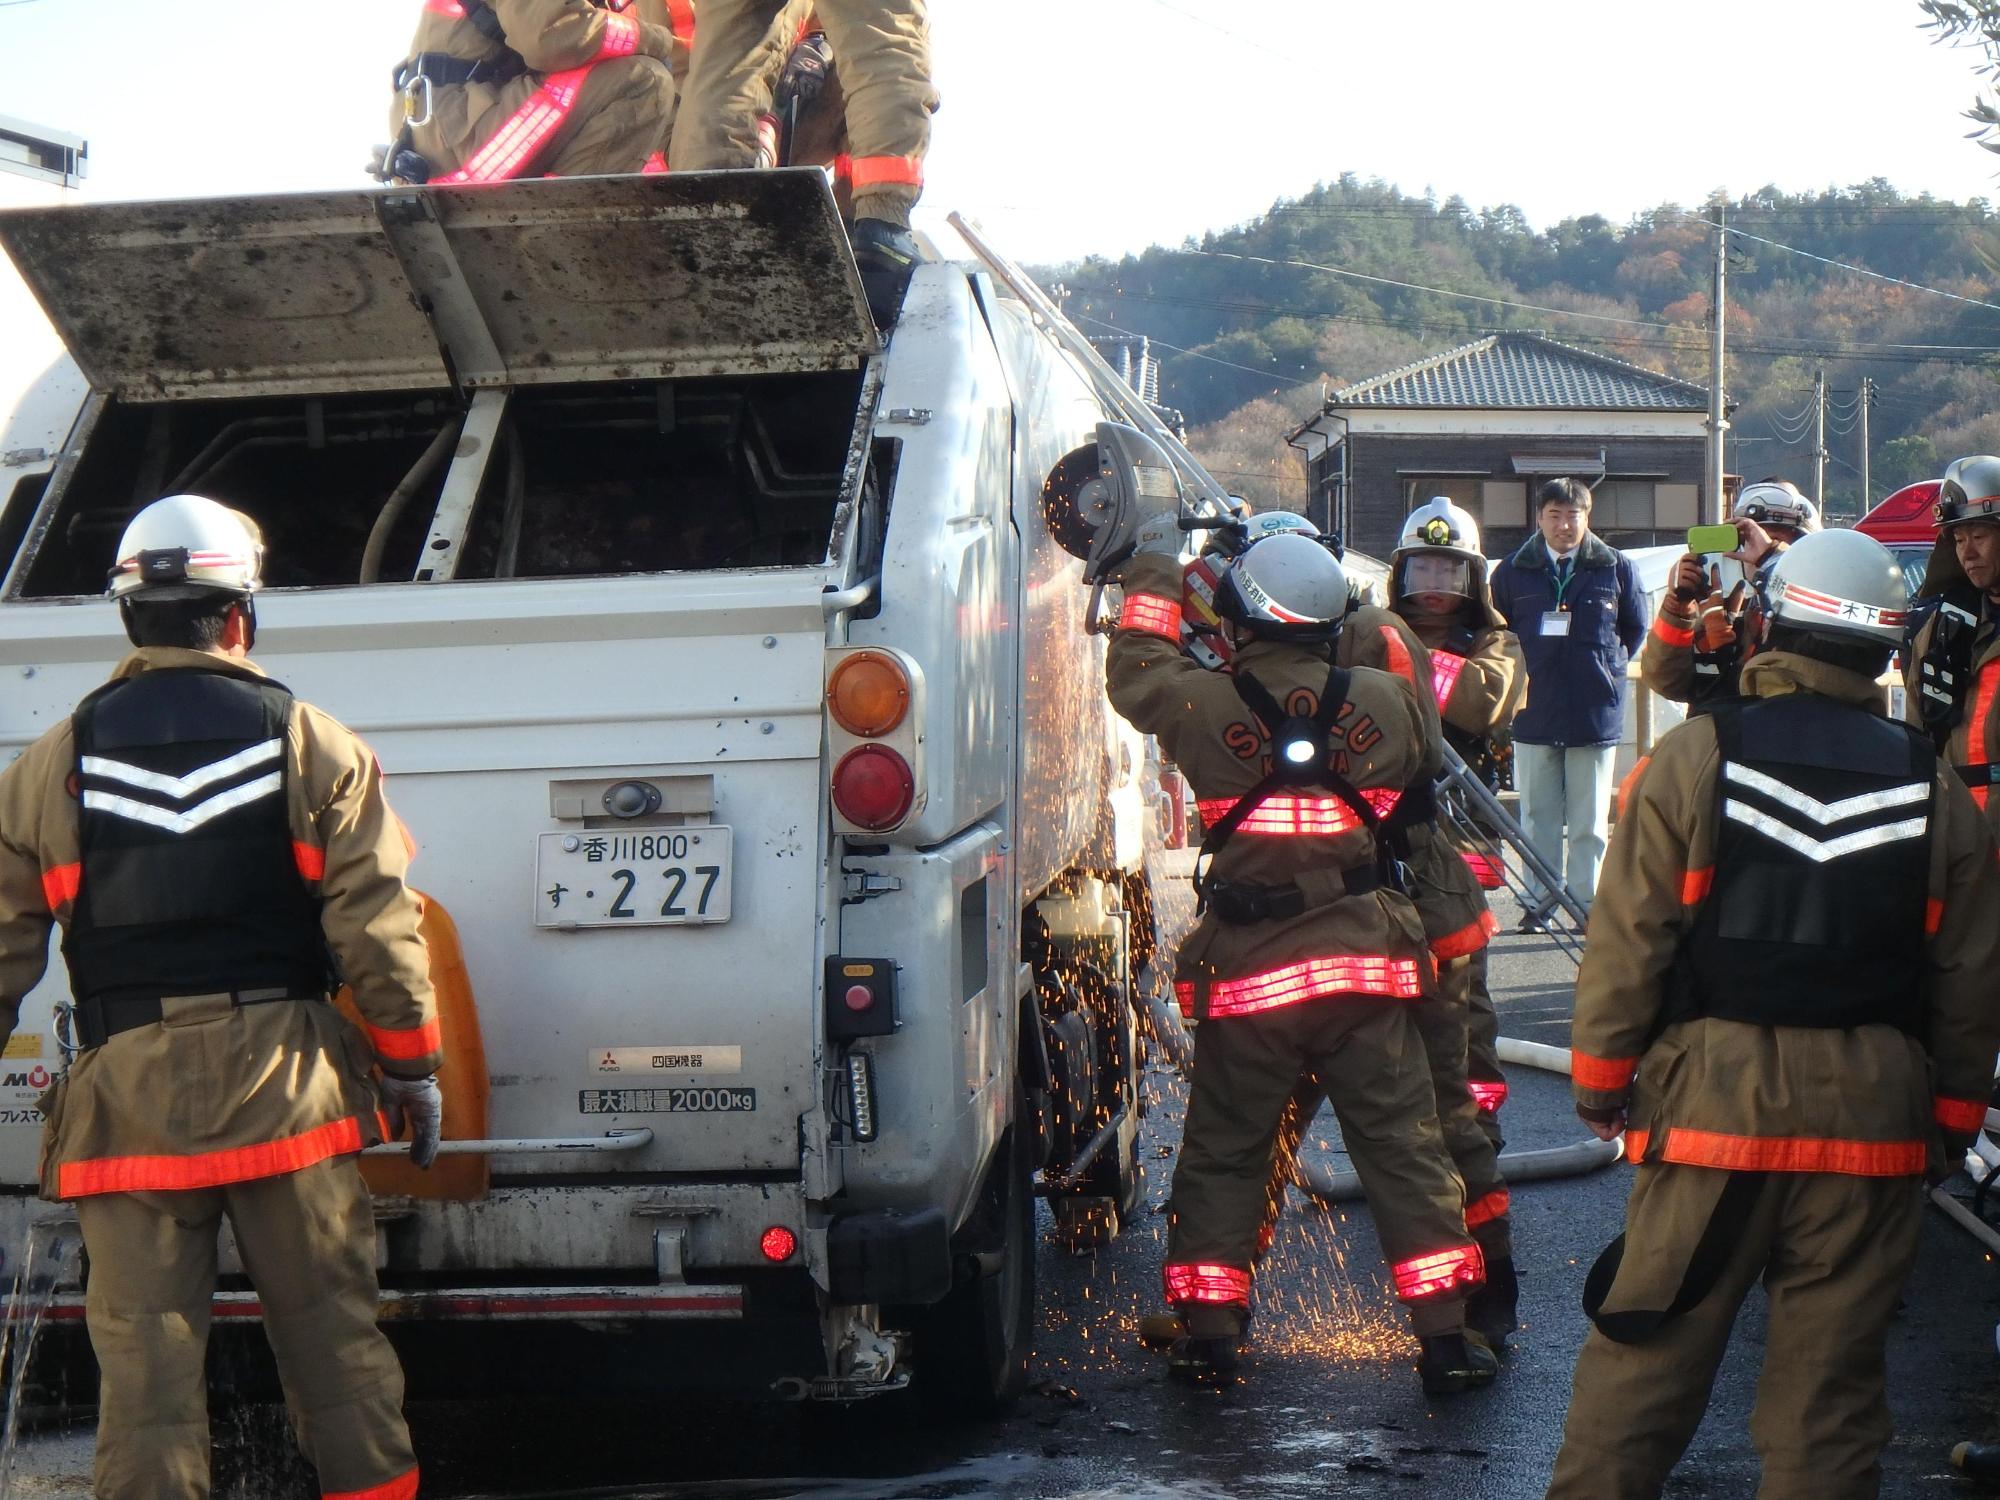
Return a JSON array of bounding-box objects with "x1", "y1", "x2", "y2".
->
[
  {"x1": 591, "y1": 1046, "x2": 743, "y2": 1075},
  {"x1": 534, "y1": 828, "x2": 733, "y2": 928},
  {"x1": 579, "y1": 1087, "x2": 758, "y2": 1115}
]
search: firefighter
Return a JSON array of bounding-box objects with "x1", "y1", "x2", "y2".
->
[
  {"x1": 1640, "y1": 480, "x2": 1817, "y2": 708},
  {"x1": 0, "y1": 496, "x2": 444, "y2": 1500},
  {"x1": 1905, "y1": 453, "x2": 2000, "y2": 842},
  {"x1": 669, "y1": 0, "x2": 936, "y2": 316},
  {"x1": 1107, "y1": 523, "x2": 1494, "y2": 1394},
  {"x1": 1545, "y1": 527, "x2": 2000, "y2": 1499},
  {"x1": 385, "y1": 0, "x2": 684, "y2": 184},
  {"x1": 1386, "y1": 499, "x2": 1523, "y2": 1153}
]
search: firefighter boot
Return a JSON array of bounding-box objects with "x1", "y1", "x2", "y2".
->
[
  {"x1": 1137, "y1": 1313, "x2": 1185, "y2": 1351},
  {"x1": 851, "y1": 218, "x2": 923, "y2": 326},
  {"x1": 1464, "y1": 1255, "x2": 1519, "y2": 1350},
  {"x1": 1417, "y1": 1331, "x2": 1498, "y2": 1395},
  {"x1": 1951, "y1": 1440, "x2": 2000, "y2": 1481},
  {"x1": 1166, "y1": 1304, "x2": 1245, "y2": 1383}
]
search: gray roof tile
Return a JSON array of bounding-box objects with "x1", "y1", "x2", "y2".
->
[{"x1": 1331, "y1": 332, "x2": 1709, "y2": 411}]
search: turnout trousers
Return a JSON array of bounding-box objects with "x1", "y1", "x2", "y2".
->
[
  {"x1": 1466, "y1": 944, "x2": 1505, "y2": 1150},
  {"x1": 669, "y1": 0, "x2": 936, "y2": 224},
  {"x1": 1545, "y1": 1164, "x2": 1922, "y2": 1500},
  {"x1": 1265, "y1": 954, "x2": 1510, "y2": 1262},
  {"x1": 1169, "y1": 993, "x2": 1477, "y2": 1339},
  {"x1": 77, "y1": 1156, "x2": 416, "y2": 1500}
]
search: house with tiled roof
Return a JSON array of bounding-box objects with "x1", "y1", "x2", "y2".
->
[{"x1": 1287, "y1": 332, "x2": 1716, "y2": 558}]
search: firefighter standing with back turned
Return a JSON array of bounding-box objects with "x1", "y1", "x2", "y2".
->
[
  {"x1": 1106, "y1": 520, "x2": 1494, "y2": 1395},
  {"x1": 0, "y1": 496, "x2": 445, "y2": 1500},
  {"x1": 1544, "y1": 528, "x2": 2000, "y2": 1500},
  {"x1": 386, "y1": 0, "x2": 684, "y2": 184}
]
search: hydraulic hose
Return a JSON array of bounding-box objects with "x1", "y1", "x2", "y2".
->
[{"x1": 360, "y1": 420, "x2": 463, "y2": 584}]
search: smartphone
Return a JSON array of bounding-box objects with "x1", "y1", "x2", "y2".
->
[{"x1": 1687, "y1": 524, "x2": 1740, "y2": 555}]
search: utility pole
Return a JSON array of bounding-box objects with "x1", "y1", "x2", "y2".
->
[
  {"x1": 1812, "y1": 367, "x2": 1828, "y2": 506},
  {"x1": 1858, "y1": 376, "x2": 1874, "y2": 517},
  {"x1": 1705, "y1": 201, "x2": 1729, "y2": 523}
]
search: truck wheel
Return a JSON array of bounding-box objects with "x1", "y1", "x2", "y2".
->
[{"x1": 917, "y1": 1104, "x2": 1036, "y2": 1416}]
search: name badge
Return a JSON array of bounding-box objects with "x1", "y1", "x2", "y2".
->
[{"x1": 1541, "y1": 611, "x2": 1571, "y2": 638}]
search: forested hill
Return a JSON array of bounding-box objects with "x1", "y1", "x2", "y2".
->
[{"x1": 1049, "y1": 176, "x2": 2000, "y2": 521}]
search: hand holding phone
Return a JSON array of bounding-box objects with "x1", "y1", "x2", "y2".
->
[{"x1": 1687, "y1": 524, "x2": 1740, "y2": 555}]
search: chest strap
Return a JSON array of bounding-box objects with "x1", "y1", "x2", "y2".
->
[{"x1": 1956, "y1": 762, "x2": 2000, "y2": 788}]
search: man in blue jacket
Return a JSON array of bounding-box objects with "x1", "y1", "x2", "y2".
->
[{"x1": 1489, "y1": 478, "x2": 1648, "y2": 924}]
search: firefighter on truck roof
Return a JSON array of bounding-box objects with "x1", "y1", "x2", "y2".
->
[
  {"x1": 0, "y1": 496, "x2": 444, "y2": 1500},
  {"x1": 1641, "y1": 480, "x2": 1820, "y2": 709},
  {"x1": 1105, "y1": 520, "x2": 1495, "y2": 1394},
  {"x1": 1905, "y1": 453, "x2": 2000, "y2": 842},
  {"x1": 385, "y1": 0, "x2": 686, "y2": 184},
  {"x1": 1545, "y1": 528, "x2": 2000, "y2": 1499}
]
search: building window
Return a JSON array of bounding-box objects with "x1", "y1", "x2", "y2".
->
[
  {"x1": 1655, "y1": 483, "x2": 1699, "y2": 530},
  {"x1": 1481, "y1": 481, "x2": 1528, "y2": 528},
  {"x1": 1402, "y1": 476, "x2": 1482, "y2": 518},
  {"x1": 1591, "y1": 479, "x2": 1657, "y2": 531}
]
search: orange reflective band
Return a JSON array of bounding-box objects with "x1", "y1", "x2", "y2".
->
[
  {"x1": 367, "y1": 1016, "x2": 443, "y2": 1062},
  {"x1": 1469, "y1": 1078, "x2": 1508, "y2": 1113},
  {"x1": 1430, "y1": 910, "x2": 1498, "y2": 962},
  {"x1": 444, "y1": 68, "x2": 590, "y2": 183},
  {"x1": 1571, "y1": 1051, "x2": 1638, "y2": 1093},
  {"x1": 832, "y1": 152, "x2": 852, "y2": 181},
  {"x1": 1625, "y1": 1127, "x2": 1649, "y2": 1162},
  {"x1": 1378, "y1": 625, "x2": 1417, "y2": 688},
  {"x1": 58, "y1": 1115, "x2": 365, "y2": 1198},
  {"x1": 1634, "y1": 1125, "x2": 1925, "y2": 1177},
  {"x1": 423, "y1": 0, "x2": 465, "y2": 13},
  {"x1": 1651, "y1": 613, "x2": 1696, "y2": 649},
  {"x1": 640, "y1": 151, "x2": 668, "y2": 174},
  {"x1": 1163, "y1": 1261, "x2": 1251, "y2": 1305},
  {"x1": 325, "y1": 1466, "x2": 421, "y2": 1500},
  {"x1": 1197, "y1": 794, "x2": 1364, "y2": 837},
  {"x1": 1935, "y1": 1096, "x2": 1987, "y2": 1134},
  {"x1": 664, "y1": 0, "x2": 694, "y2": 43},
  {"x1": 1681, "y1": 866, "x2": 1714, "y2": 905},
  {"x1": 1465, "y1": 1188, "x2": 1510, "y2": 1228},
  {"x1": 1118, "y1": 593, "x2": 1182, "y2": 638},
  {"x1": 1970, "y1": 662, "x2": 2000, "y2": 811},
  {"x1": 1461, "y1": 850, "x2": 1504, "y2": 889},
  {"x1": 1392, "y1": 1243, "x2": 1484, "y2": 1301},
  {"x1": 39, "y1": 863, "x2": 80, "y2": 911},
  {"x1": 1177, "y1": 954, "x2": 1427, "y2": 1019},
  {"x1": 293, "y1": 842, "x2": 326, "y2": 882},
  {"x1": 1926, "y1": 897, "x2": 1945, "y2": 935},
  {"x1": 846, "y1": 154, "x2": 924, "y2": 190},
  {"x1": 1430, "y1": 650, "x2": 1468, "y2": 708},
  {"x1": 596, "y1": 11, "x2": 640, "y2": 57}
]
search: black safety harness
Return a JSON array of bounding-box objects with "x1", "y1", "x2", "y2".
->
[{"x1": 1192, "y1": 661, "x2": 1409, "y2": 926}]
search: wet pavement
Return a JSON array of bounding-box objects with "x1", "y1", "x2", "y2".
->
[{"x1": 12, "y1": 891, "x2": 2000, "y2": 1498}]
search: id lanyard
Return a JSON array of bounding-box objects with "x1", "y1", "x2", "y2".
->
[{"x1": 1543, "y1": 553, "x2": 1576, "y2": 638}]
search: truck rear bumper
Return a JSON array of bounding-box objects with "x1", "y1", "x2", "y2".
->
[{"x1": 21, "y1": 1282, "x2": 746, "y2": 1325}]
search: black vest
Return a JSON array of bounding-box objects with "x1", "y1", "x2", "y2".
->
[
  {"x1": 64, "y1": 669, "x2": 328, "y2": 1006},
  {"x1": 1664, "y1": 694, "x2": 1934, "y2": 1034}
]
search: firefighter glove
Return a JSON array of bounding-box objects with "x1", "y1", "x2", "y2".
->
[
  {"x1": 380, "y1": 1073, "x2": 443, "y2": 1169},
  {"x1": 1671, "y1": 553, "x2": 1706, "y2": 603},
  {"x1": 1131, "y1": 511, "x2": 1185, "y2": 559}
]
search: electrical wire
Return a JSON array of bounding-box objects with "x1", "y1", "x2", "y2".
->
[
  {"x1": 1070, "y1": 310, "x2": 1308, "y2": 384},
  {"x1": 1718, "y1": 222, "x2": 2000, "y2": 317}
]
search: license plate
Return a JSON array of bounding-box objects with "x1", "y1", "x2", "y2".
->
[
  {"x1": 579, "y1": 1087, "x2": 757, "y2": 1114},
  {"x1": 534, "y1": 828, "x2": 732, "y2": 928}
]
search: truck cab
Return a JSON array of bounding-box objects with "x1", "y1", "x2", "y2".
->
[{"x1": 0, "y1": 171, "x2": 1154, "y2": 1409}]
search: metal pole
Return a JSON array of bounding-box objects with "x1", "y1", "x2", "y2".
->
[
  {"x1": 1859, "y1": 376, "x2": 1873, "y2": 515},
  {"x1": 1813, "y1": 367, "x2": 1827, "y2": 505},
  {"x1": 1706, "y1": 203, "x2": 1729, "y2": 524}
]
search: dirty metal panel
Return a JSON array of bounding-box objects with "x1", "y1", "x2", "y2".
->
[
  {"x1": 409, "y1": 169, "x2": 879, "y2": 388},
  {"x1": 0, "y1": 191, "x2": 450, "y2": 401}
]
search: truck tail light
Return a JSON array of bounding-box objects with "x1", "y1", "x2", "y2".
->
[
  {"x1": 827, "y1": 651, "x2": 910, "y2": 737},
  {"x1": 830, "y1": 745, "x2": 914, "y2": 830},
  {"x1": 759, "y1": 1225, "x2": 798, "y2": 1263},
  {"x1": 846, "y1": 1052, "x2": 878, "y2": 1143}
]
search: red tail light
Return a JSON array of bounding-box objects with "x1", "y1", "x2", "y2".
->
[
  {"x1": 760, "y1": 1225, "x2": 798, "y2": 1263},
  {"x1": 831, "y1": 745, "x2": 914, "y2": 830}
]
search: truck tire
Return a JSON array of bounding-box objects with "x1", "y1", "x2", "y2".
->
[{"x1": 916, "y1": 1103, "x2": 1036, "y2": 1416}]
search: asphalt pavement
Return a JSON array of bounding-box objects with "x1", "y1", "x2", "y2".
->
[{"x1": 10, "y1": 890, "x2": 2000, "y2": 1498}]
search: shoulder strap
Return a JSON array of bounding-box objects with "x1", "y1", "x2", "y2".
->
[{"x1": 461, "y1": 0, "x2": 511, "y2": 48}]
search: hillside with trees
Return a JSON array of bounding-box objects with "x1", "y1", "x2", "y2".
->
[{"x1": 1049, "y1": 177, "x2": 2000, "y2": 522}]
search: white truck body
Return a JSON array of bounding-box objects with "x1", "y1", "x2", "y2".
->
[{"x1": 0, "y1": 172, "x2": 1151, "y2": 1404}]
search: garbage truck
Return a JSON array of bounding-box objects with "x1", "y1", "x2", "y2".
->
[{"x1": 0, "y1": 171, "x2": 1162, "y2": 1410}]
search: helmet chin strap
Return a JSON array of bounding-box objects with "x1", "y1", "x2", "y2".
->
[
  {"x1": 116, "y1": 597, "x2": 141, "y2": 649},
  {"x1": 236, "y1": 596, "x2": 257, "y2": 653}
]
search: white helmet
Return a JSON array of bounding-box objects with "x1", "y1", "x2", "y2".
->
[
  {"x1": 1936, "y1": 455, "x2": 2000, "y2": 530},
  {"x1": 1213, "y1": 532, "x2": 1350, "y2": 642},
  {"x1": 1733, "y1": 480, "x2": 1821, "y2": 536},
  {"x1": 1764, "y1": 529, "x2": 1908, "y2": 649},
  {"x1": 108, "y1": 495, "x2": 264, "y2": 601},
  {"x1": 1397, "y1": 497, "x2": 1483, "y2": 559}
]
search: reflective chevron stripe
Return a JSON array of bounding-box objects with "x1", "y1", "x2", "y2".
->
[
  {"x1": 1721, "y1": 762, "x2": 1927, "y2": 824},
  {"x1": 80, "y1": 739, "x2": 281, "y2": 799},
  {"x1": 1722, "y1": 800, "x2": 1928, "y2": 864},
  {"x1": 83, "y1": 774, "x2": 282, "y2": 836}
]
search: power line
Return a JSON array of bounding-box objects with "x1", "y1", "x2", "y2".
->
[
  {"x1": 1070, "y1": 310, "x2": 1307, "y2": 384},
  {"x1": 1716, "y1": 221, "x2": 2000, "y2": 317}
]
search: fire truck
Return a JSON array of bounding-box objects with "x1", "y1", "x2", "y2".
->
[{"x1": 0, "y1": 172, "x2": 1161, "y2": 1409}]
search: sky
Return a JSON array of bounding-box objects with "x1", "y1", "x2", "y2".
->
[{"x1": 3, "y1": 0, "x2": 2000, "y2": 268}]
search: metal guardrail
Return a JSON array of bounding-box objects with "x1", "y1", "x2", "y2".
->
[{"x1": 1437, "y1": 744, "x2": 1588, "y2": 968}]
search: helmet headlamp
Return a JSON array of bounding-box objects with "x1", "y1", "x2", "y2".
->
[{"x1": 1274, "y1": 716, "x2": 1327, "y2": 780}]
